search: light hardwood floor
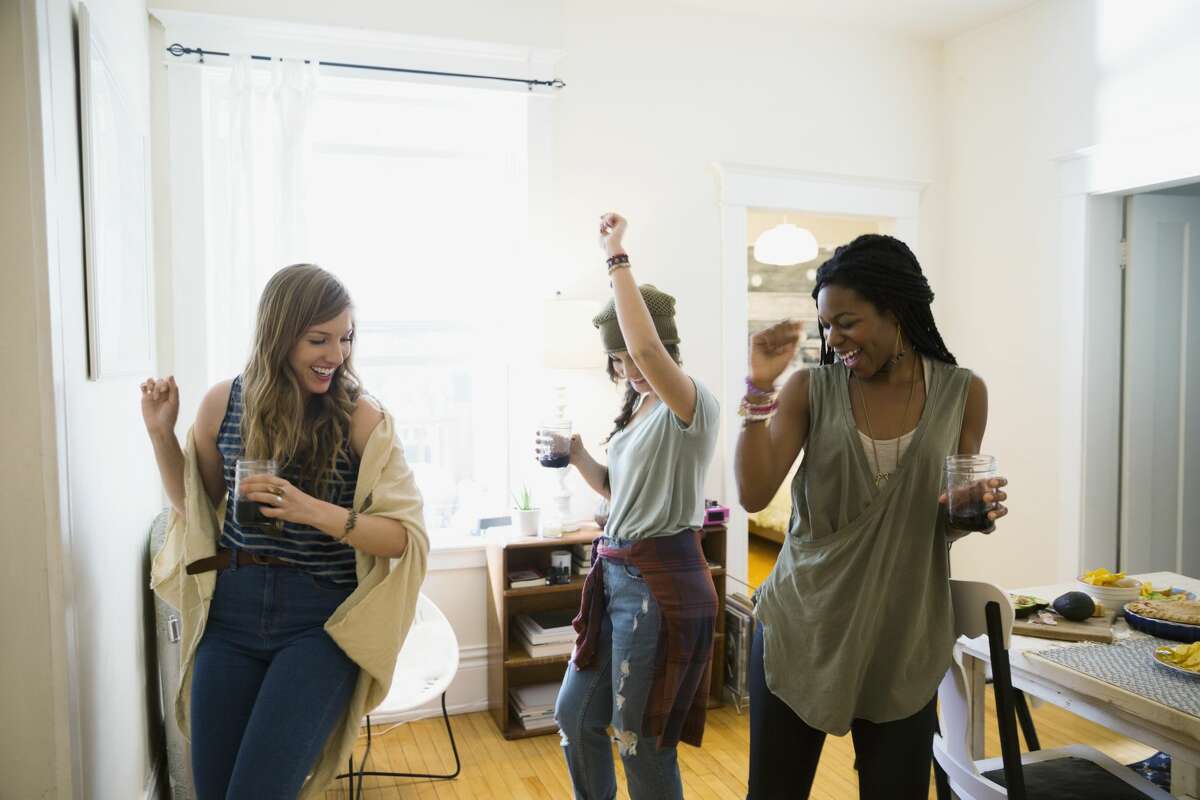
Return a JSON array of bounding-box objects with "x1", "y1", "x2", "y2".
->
[
  {"x1": 323, "y1": 536, "x2": 1155, "y2": 799},
  {"x1": 322, "y1": 698, "x2": 1155, "y2": 799}
]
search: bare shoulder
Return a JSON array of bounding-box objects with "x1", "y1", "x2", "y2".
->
[
  {"x1": 194, "y1": 379, "x2": 235, "y2": 440},
  {"x1": 350, "y1": 393, "x2": 385, "y2": 455},
  {"x1": 777, "y1": 368, "x2": 813, "y2": 412},
  {"x1": 964, "y1": 370, "x2": 988, "y2": 403}
]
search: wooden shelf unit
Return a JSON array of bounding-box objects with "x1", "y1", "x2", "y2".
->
[{"x1": 486, "y1": 523, "x2": 728, "y2": 740}]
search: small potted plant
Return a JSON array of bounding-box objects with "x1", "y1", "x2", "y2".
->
[{"x1": 512, "y1": 486, "x2": 540, "y2": 537}]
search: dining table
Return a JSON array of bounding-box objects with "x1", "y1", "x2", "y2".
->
[{"x1": 953, "y1": 571, "x2": 1200, "y2": 799}]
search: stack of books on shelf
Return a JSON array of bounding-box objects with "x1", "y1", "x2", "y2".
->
[
  {"x1": 509, "y1": 682, "x2": 560, "y2": 732},
  {"x1": 514, "y1": 609, "x2": 577, "y2": 659},
  {"x1": 572, "y1": 543, "x2": 593, "y2": 576},
  {"x1": 508, "y1": 568, "x2": 548, "y2": 589},
  {"x1": 724, "y1": 592, "x2": 755, "y2": 713}
]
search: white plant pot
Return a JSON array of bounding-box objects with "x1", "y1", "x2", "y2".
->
[{"x1": 513, "y1": 508, "x2": 540, "y2": 537}]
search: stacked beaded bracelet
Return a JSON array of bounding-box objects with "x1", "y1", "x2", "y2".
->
[
  {"x1": 739, "y1": 377, "x2": 779, "y2": 423},
  {"x1": 738, "y1": 395, "x2": 778, "y2": 423},
  {"x1": 606, "y1": 253, "x2": 630, "y2": 274}
]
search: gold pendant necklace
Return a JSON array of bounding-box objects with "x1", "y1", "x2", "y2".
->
[{"x1": 853, "y1": 353, "x2": 919, "y2": 487}]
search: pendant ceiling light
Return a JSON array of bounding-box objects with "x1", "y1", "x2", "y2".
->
[{"x1": 753, "y1": 223, "x2": 819, "y2": 266}]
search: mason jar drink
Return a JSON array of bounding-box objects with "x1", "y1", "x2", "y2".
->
[
  {"x1": 944, "y1": 454, "x2": 997, "y2": 531},
  {"x1": 537, "y1": 420, "x2": 572, "y2": 468}
]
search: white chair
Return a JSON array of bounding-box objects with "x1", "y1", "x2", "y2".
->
[
  {"x1": 338, "y1": 593, "x2": 461, "y2": 796},
  {"x1": 933, "y1": 579, "x2": 1173, "y2": 800}
]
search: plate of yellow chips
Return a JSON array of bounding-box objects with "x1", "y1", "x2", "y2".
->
[{"x1": 1153, "y1": 642, "x2": 1200, "y2": 678}]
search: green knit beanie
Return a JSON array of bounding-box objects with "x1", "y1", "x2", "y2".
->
[{"x1": 591, "y1": 284, "x2": 679, "y2": 353}]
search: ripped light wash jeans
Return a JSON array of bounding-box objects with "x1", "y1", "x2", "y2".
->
[{"x1": 554, "y1": 554, "x2": 683, "y2": 800}]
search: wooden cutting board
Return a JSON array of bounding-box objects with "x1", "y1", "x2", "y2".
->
[{"x1": 1012, "y1": 614, "x2": 1115, "y2": 643}]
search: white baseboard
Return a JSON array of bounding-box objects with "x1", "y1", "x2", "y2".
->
[{"x1": 367, "y1": 697, "x2": 491, "y2": 725}]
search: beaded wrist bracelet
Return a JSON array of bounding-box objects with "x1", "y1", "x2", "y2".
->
[
  {"x1": 606, "y1": 253, "x2": 630, "y2": 273},
  {"x1": 744, "y1": 376, "x2": 776, "y2": 400},
  {"x1": 738, "y1": 395, "x2": 779, "y2": 423}
]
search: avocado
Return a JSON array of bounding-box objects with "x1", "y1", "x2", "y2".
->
[{"x1": 1052, "y1": 591, "x2": 1095, "y2": 622}]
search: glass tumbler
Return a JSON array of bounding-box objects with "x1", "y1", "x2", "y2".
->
[
  {"x1": 234, "y1": 459, "x2": 284, "y2": 535},
  {"x1": 944, "y1": 454, "x2": 997, "y2": 531}
]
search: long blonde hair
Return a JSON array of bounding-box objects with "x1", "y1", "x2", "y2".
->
[{"x1": 241, "y1": 264, "x2": 361, "y2": 498}]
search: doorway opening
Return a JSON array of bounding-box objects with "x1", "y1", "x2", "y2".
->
[
  {"x1": 1116, "y1": 182, "x2": 1200, "y2": 576},
  {"x1": 744, "y1": 209, "x2": 896, "y2": 588}
]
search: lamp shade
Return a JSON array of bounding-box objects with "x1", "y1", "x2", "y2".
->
[
  {"x1": 753, "y1": 224, "x2": 819, "y2": 266},
  {"x1": 543, "y1": 298, "x2": 603, "y2": 369}
]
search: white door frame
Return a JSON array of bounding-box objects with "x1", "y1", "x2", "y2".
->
[
  {"x1": 1057, "y1": 128, "x2": 1200, "y2": 579},
  {"x1": 713, "y1": 163, "x2": 926, "y2": 590}
]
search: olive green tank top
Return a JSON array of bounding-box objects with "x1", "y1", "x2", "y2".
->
[{"x1": 755, "y1": 358, "x2": 971, "y2": 734}]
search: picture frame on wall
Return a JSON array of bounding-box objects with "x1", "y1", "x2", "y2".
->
[{"x1": 78, "y1": 1, "x2": 154, "y2": 380}]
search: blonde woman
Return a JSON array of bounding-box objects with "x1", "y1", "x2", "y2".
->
[{"x1": 142, "y1": 265, "x2": 428, "y2": 799}]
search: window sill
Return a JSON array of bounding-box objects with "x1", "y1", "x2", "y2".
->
[{"x1": 426, "y1": 528, "x2": 489, "y2": 571}]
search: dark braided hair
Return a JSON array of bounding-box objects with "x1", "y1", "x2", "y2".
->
[
  {"x1": 811, "y1": 234, "x2": 956, "y2": 366},
  {"x1": 603, "y1": 344, "x2": 683, "y2": 444}
]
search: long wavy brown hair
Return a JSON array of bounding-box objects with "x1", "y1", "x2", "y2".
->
[{"x1": 241, "y1": 264, "x2": 361, "y2": 499}]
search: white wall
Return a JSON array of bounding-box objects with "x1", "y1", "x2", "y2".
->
[
  {"x1": 12, "y1": 0, "x2": 165, "y2": 797},
  {"x1": 941, "y1": 0, "x2": 1200, "y2": 586}
]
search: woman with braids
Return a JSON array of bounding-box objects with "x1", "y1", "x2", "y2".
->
[
  {"x1": 734, "y1": 235, "x2": 1010, "y2": 799},
  {"x1": 142, "y1": 264, "x2": 428, "y2": 798},
  {"x1": 549, "y1": 212, "x2": 720, "y2": 799}
]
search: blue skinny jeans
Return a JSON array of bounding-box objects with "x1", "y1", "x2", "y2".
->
[
  {"x1": 190, "y1": 559, "x2": 358, "y2": 799},
  {"x1": 554, "y1": 553, "x2": 683, "y2": 800}
]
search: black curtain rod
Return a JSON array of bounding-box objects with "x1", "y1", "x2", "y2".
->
[{"x1": 165, "y1": 43, "x2": 565, "y2": 90}]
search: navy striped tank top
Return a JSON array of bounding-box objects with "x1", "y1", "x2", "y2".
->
[{"x1": 217, "y1": 376, "x2": 360, "y2": 585}]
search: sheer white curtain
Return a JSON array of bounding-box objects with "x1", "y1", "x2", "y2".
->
[
  {"x1": 203, "y1": 56, "x2": 319, "y2": 379},
  {"x1": 176, "y1": 60, "x2": 539, "y2": 534}
]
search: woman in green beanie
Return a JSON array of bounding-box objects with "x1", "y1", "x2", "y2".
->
[{"x1": 551, "y1": 213, "x2": 721, "y2": 800}]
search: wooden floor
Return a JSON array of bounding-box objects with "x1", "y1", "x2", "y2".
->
[
  {"x1": 323, "y1": 536, "x2": 1155, "y2": 799},
  {"x1": 323, "y1": 699, "x2": 1155, "y2": 799}
]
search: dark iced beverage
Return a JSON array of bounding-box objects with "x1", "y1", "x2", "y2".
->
[
  {"x1": 234, "y1": 501, "x2": 283, "y2": 532},
  {"x1": 537, "y1": 420, "x2": 571, "y2": 469},
  {"x1": 234, "y1": 459, "x2": 283, "y2": 535},
  {"x1": 948, "y1": 501, "x2": 993, "y2": 531}
]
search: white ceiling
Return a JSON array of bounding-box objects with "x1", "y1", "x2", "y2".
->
[{"x1": 667, "y1": 0, "x2": 1036, "y2": 41}]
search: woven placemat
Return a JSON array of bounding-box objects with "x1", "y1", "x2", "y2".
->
[{"x1": 1030, "y1": 637, "x2": 1200, "y2": 718}]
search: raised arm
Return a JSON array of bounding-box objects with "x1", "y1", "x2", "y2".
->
[
  {"x1": 735, "y1": 321, "x2": 811, "y2": 512},
  {"x1": 140, "y1": 376, "x2": 228, "y2": 514},
  {"x1": 599, "y1": 212, "x2": 699, "y2": 425}
]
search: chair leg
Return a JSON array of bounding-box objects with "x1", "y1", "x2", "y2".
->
[
  {"x1": 337, "y1": 692, "x2": 462, "y2": 785},
  {"x1": 985, "y1": 601, "x2": 1027, "y2": 800},
  {"x1": 1013, "y1": 689, "x2": 1040, "y2": 751}
]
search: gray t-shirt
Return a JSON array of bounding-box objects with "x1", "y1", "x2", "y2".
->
[{"x1": 605, "y1": 379, "x2": 720, "y2": 541}]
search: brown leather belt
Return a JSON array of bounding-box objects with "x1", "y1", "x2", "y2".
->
[{"x1": 186, "y1": 549, "x2": 291, "y2": 575}]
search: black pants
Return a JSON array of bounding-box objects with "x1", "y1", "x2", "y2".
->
[{"x1": 747, "y1": 624, "x2": 937, "y2": 800}]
